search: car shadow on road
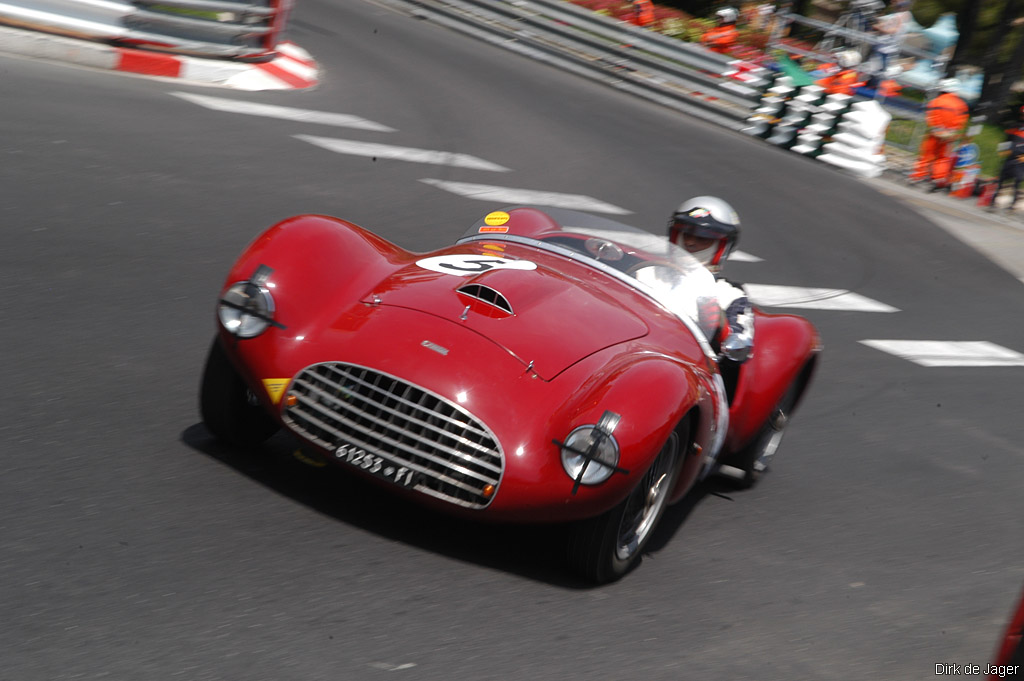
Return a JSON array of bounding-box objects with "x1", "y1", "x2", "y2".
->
[
  {"x1": 181, "y1": 422, "x2": 734, "y2": 588},
  {"x1": 183, "y1": 423, "x2": 591, "y2": 587},
  {"x1": 645, "y1": 477, "x2": 743, "y2": 555}
]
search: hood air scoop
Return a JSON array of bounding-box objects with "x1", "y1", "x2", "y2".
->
[{"x1": 457, "y1": 283, "x2": 513, "y2": 315}]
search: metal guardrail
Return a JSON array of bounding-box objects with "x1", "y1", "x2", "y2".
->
[
  {"x1": 395, "y1": 0, "x2": 949, "y2": 140},
  {"x1": 0, "y1": 0, "x2": 291, "y2": 58},
  {"x1": 396, "y1": 0, "x2": 768, "y2": 130}
]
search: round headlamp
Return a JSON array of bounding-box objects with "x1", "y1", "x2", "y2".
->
[
  {"x1": 218, "y1": 281, "x2": 276, "y2": 338},
  {"x1": 560, "y1": 425, "x2": 620, "y2": 486}
]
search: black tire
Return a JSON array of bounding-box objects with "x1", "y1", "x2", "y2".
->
[
  {"x1": 199, "y1": 336, "x2": 279, "y2": 448},
  {"x1": 567, "y1": 419, "x2": 688, "y2": 584}
]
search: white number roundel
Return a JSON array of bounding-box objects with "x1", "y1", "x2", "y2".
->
[{"x1": 416, "y1": 254, "x2": 537, "y2": 276}]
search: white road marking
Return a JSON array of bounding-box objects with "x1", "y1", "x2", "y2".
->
[
  {"x1": 275, "y1": 41, "x2": 316, "y2": 65},
  {"x1": 420, "y1": 179, "x2": 632, "y2": 215},
  {"x1": 171, "y1": 92, "x2": 394, "y2": 131},
  {"x1": 368, "y1": 662, "x2": 417, "y2": 671},
  {"x1": 298, "y1": 136, "x2": 510, "y2": 171},
  {"x1": 730, "y1": 250, "x2": 762, "y2": 262},
  {"x1": 860, "y1": 340, "x2": 1024, "y2": 367},
  {"x1": 745, "y1": 284, "x2": 899, "y2": 312}
]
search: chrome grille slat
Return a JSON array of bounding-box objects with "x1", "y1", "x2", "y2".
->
[
  {"x1": 289, "y1": 408, "x2": 488, "y2": 496},
  {"x1": 283, "y1": 362, "x2": 504, "y2": 508},
  {"x1": 294, "y1": 368, "x2": 494, "y2": 454},
  {"x1": 292, "y1": 379, "x2": 501, "y2": 474},
  {"x1": 292, "y1": 392, "x2": 501, "y2": 484}
]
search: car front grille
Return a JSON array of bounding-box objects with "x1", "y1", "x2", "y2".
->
[{"x1": 283, "y1": 362, "x2": 503, "y2": 509}]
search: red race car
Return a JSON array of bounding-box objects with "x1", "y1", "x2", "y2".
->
[
  {"x1": 988, "y1": 585, "x2": 1024, "y2": 679},
  {"x1": 200, "y1": 206, "x2": 820, "y2": 583}
]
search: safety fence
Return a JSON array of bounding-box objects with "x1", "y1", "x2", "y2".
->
[
  {"x1": 764, "y1": 7, "x2": 942, "y2": 154},
  {"x1": 0, "y1": 0, "x2": 291, "y2": 59},
  {"x1": 400, "y1": 0, "x2": 935, "y2": 176}
]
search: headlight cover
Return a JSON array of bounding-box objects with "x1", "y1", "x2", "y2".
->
[
  {"x1": 218, "y1": 280, "x2": 276, "y2": 338},
  {"x1": 559, "y1": 411, "x2": 623, "y2": 487}
]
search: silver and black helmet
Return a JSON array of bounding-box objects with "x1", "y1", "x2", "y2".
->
[{"x1": 667, "y1": 196, "x2": 741, "y2": 273}]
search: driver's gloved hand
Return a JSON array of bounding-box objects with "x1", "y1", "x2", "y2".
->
[{"x1": 721, "y1": 333, "x2": 752, "y2": 363}]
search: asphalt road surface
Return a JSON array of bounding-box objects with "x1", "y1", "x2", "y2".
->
[{"x1": 3, "y1": 1, "x2": 1024, "y2": 679}]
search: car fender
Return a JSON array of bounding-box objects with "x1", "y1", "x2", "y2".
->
[
  {"x1": 548, "y1": 352, "x2": 723, "y2": 517},
  {"x1": 726, "y1": 311, "x2": 821, "y2": 453},
  {"x1": 221, "y1": 214, "x2": 405, "y2": 335}
]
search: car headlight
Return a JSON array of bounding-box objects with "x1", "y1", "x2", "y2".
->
[
  {"x1": 559, "y1": 411, "x2": 622, "y2": 486},
  {"x1": 218, "y1": 280, "x2": 276, "y2": 338}
]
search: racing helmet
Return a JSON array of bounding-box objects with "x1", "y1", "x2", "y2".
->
[
  {"x1": 836, "y1": 49, "x2": 862, "y2": 69},
  {"x1": 668, "y1": 196, "x2": 741, "y2": 273},
  {"x1": 716, "y1": 6, "x2": 738, "y2": 24}
]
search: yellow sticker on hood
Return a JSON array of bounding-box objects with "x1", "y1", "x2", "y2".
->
[
  {"x1": 262, "y1": 378, "x2": 290, "y2": 404},
  {"x1": 483, "y1": 211, "x2": 510, "y2": 226}
]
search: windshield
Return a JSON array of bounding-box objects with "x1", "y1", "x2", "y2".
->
[{"x1": 457, "y1": 208, "x2": 720, "y2": 332}]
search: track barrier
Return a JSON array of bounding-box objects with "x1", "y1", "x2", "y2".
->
[{"x1": 0, "y1": 0, "x2": 292, "y2": 59}]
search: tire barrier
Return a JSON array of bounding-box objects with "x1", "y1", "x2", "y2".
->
[
  {"x1": 743, "y1": 75, "x2": 889, "y2": 178},
  {"x1": 0, "y1": 0, "x2": 292, "y2": 59},
  {"x1": 817, "y1": 100, "x2": 891, "y2": 178}
]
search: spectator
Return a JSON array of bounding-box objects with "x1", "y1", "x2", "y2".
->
[
  {"x1": 909, "y1": 78, "x2": 969, "y2": 191},
  {"x1": 816, "y1": 50, "x2": 865, "y2": 96},
  {"x1": 869, "y1": 0, "x2": 913, "y2": 85},
  {"x1": 702, "y1": 7, "x2": 739, "y2": 54},
  {"x1": 747, "y1": 2, "x2": 775, "y2": 31},
  {"x1": 993, "y1": 106, "x2": 1024, "y2": 214},
  {"x1": 631, "y1": 0, "x2": 655, "y2": 27}
]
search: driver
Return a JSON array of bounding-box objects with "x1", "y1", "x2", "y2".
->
[{"x1": 667, "y1": 196, "x2": 754, "y2": 376}]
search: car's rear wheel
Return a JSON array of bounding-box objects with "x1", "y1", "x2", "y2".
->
[
  {"x1": 567, "y1": 420, "x2": 687, "y2": 584},
  {"x1": 199, "y1": 336, "x2": 279, "y2": 448}
]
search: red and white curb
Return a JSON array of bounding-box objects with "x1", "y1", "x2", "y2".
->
[{"x1": 0, "y1": 24, "x2": 319, "y2": 90}]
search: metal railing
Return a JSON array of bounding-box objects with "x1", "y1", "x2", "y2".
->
[
  {"x1": 0, "y1": 0, "x2": 292, "y2": 58},
  {"x1": 398, "y1": 0, "x2": 769, "y2": 130}
]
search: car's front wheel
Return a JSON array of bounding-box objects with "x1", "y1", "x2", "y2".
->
[
  {"x1": 199, "y1": 336, "x2": 280, "y2": 448},
  {"x1": 567, "y1": 419, "x2": 687, "y2": 584}
]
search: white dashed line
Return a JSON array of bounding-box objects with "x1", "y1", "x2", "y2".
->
[
  {"x1": 420, "y1": 179, "x2": 632, "y2": 215},
  {"x1": 172, "y1": 92, "x2": 394, "y2": 131},
  {"x1": 860, "y1": 340, "x2": 1024, "y2": 367},
  {"x1": 298, "y1": 136, "x2": 510, "y2": 171},
  {"x1": 745, "y1": 284, "x2": 899, "y2": 312}
]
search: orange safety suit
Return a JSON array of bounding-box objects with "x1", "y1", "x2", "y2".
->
[
  {"x1": 815, "y1": 68, "x2": 863, "y2": 96},
  {"x1": 910, "y1": 92, "x2": 969, "y2": 187},
  {"x1": 702, "y1": 24, "x2": 738, "y2": 54},
  {"x1": 877, "y1": 79, "x2": 902, "y2": 98},
  {"x1": 631, "y1": 0, "x2": 654, "y2": 27}
]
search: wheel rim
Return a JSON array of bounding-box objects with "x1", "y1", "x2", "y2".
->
[
  {"x1": 615, "y1": 431, "x2": 679, "y2": 562},
  {"x1": 752, "y1": 409, "x2": 787, "y2": 473}
]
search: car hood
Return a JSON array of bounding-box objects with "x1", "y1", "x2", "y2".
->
[{"x1": 361, "y1": 258, "x2": 649, "y2": 380}]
